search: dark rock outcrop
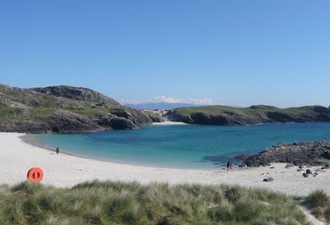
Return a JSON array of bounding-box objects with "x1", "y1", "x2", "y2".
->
[
  {"x1": 266, "y1": 112, "x2": 302, "y2": 123},
  {"x1": 97, "y1": 114, "x2": 137, "y2": 130},
  {"x1": 266, "y1": 107, "x2": 330, "y2": 123},
  {"x1": 0, "y1": 110, "x2": 103, "y2": 134},
  {"x1": 191, "y1": 112, "x2": 261, "y2": 126},
  {"x1": 165, "y1": 111, "x2": 194, "y2": 124},
  {"x1": 31, "y1": 86, "x2": 121, "y2": 106},
  {"x1": 242, "y1": 141, "x2": 330, "y2": 167},
  {"x1": 45, "y1": 110, "x2": 104, "y2": 133},
  {"x1": 110, "y1": 107, "x2": 153, "y2": 126},
  {"x1": 167, "y1": 110, "x2": 264, "y2": 126},
  {"x1": 0, "y1": 120, "x2": 49, "y2": 134},
  {"x1": 148, "y1": 114, "x2": 164, "y2": 122}
]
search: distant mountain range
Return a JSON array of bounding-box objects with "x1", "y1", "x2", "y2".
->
[{"x1": 124, "y1": 103, "x2": 200, "y2": 110}]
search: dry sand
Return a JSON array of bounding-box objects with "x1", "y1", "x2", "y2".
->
[
  {"x1": 1, "y1": 132, "x2": 329, "y2": 197},
  {"x1": 152, "y1": 121, "x2": 187, "y2": 125}
]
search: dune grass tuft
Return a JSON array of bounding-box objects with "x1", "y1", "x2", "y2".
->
[
  {"x1": 0, "y1": 180, "x2": 317, "y2": 225},
  {"x1": 305, "y1": 190, "x2": 330, "y2": 223},
  {"x1": 305, "y1": 190, "x2": 329, "y2": 208}
]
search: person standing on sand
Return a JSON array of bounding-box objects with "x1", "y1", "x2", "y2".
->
[{"x1": 56, "y1": 147, "x2": 59, "y2": 154}]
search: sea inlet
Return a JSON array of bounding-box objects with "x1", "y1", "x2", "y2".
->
[{"x1": 30, "y1": 122, "x2": 330, "y2": 170}]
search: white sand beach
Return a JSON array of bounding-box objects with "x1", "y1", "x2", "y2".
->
[
  {"x1": 1, "y1": 132, "x2": 329, "y2": 197},
  {"x1": 152, "y1": 121, "x2": 187, "y2": 125}
]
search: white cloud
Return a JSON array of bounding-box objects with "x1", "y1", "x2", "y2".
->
[
  {"x1": 152, "y1": 96, "x2": 184, "y2": 103},
  {"x1": 121, "y1": 96, "x2": 217, "y2": 105}
]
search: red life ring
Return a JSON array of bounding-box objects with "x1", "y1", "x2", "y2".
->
[{"x1": 27, "y1": 167, "x2": 44, "y2": 183}]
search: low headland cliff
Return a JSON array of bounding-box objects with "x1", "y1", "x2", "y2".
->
[
  {"x1": 0, "y1": 84, "x2": 161, "y2": 133},
  {"x1": 166, "y1": 105, "x2": 330, "y2": 126}
]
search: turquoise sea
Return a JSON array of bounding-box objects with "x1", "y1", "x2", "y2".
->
[{"x1": 31, "y1": 122, "x2": 330, "y2": 170}]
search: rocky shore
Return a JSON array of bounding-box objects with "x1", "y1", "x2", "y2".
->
[{"x1": 238, "y1": 141, "x2": 330, "y2": 167}]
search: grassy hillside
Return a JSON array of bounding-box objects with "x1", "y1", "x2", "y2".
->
[
  {"x1": 168, "y1": 104, "x2": 330, "y2": 126},
  {"x1": 0, "y1": 84, "x2": 158, "y2": 133},
  {"x1": 1, "y1": 180, "x2": 329, "y2": 225},
  {"x1": 172, "y1": 105, "x2": 318, "y2": 118},
  {"x1": 0, "y1": 85, "x2": 120, "y2": 121}
]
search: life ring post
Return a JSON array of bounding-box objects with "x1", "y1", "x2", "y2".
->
[{"x1": 27, "y1": 167, "x2": 44, "y2": 183}]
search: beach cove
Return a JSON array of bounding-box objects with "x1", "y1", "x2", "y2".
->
[
  {"x1": 27, "y1": 122, "x2": 330, "y2": 170},
  {"x1": 1, "y1": 132, "x2": 330, "y2": 197}
]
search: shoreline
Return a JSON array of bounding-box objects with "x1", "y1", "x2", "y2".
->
[
  {"x1": 151, "y1": 121, "x2": 188, "y2": 125},
  {"x1": 21, "y1": 133, "x2": 221, "y2": 171},
  {"x1": 20, "y1": 134, "x2": 113, "y2": 164},
  {"x1": 1, "y1": 132, "x2": 330, "y2": 196}
]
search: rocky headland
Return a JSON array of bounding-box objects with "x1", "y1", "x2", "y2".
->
[
  {"x1": 0, "y1": 84, "x2": 161, "y2": 133},
  {"x1": 238, "y1": 141, "x2": 330, "y2": 167},
  {"x1": 167, "y1": 105, "x2": 330, "y2": 126}
]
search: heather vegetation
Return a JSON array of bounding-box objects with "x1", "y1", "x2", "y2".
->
[{"x1": 1, "y1": 180, "x2": 328, "y2": 225}]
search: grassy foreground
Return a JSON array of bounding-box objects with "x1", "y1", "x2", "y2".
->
[{"x1": 0, "y1": 181, "x2": 328, "y2": 225}]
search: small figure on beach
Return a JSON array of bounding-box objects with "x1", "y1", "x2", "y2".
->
[
  {"x1": 226, "y1": 161, "x2": 234, "y2": 172},
  {"x1": 56, "y1": 147, "x2": 59, "y2": 154}
]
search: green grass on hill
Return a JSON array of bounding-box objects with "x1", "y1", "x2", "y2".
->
[
  {"x1": 172, "y1": 104, "x2": 321, "y2": 119},
  {"x1": 68, "y1": 104, "x2": 112, "y2": 119},
  {"x1": 1, "y1": 180, "x2": 327, "y2": 225},
  {"x1": 281, "y1": 106, "x2": 318, "y2": 115},
  {"x1": 173, "y1": 105, "x2": 239, "y2": 116},
  {"x1": 0, "y1": 100, "x2": 118, "y2": 122},
  {"x1": 0, "y1": 104, "x2": 23, "y2": 120}
]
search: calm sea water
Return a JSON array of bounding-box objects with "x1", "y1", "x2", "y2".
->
[{"x1": 31, "y1": 123, "x2": 330, "y2": 169}]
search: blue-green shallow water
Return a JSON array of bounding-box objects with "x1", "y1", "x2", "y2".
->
[{"x1": 31, "y1": 123, "x2": 330, "y2": 170}]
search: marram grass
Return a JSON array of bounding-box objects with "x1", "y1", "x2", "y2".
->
[
  {"x1": 305, "y1": 190, "x2": 330, "y2": 223},
  {"x1": 0, "y1": 180, "x2": 325, "y2": 225}
]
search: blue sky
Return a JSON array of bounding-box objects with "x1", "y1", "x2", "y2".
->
[{"x1": 1, "y1": 1, "x2": 329, "y2": 108}]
